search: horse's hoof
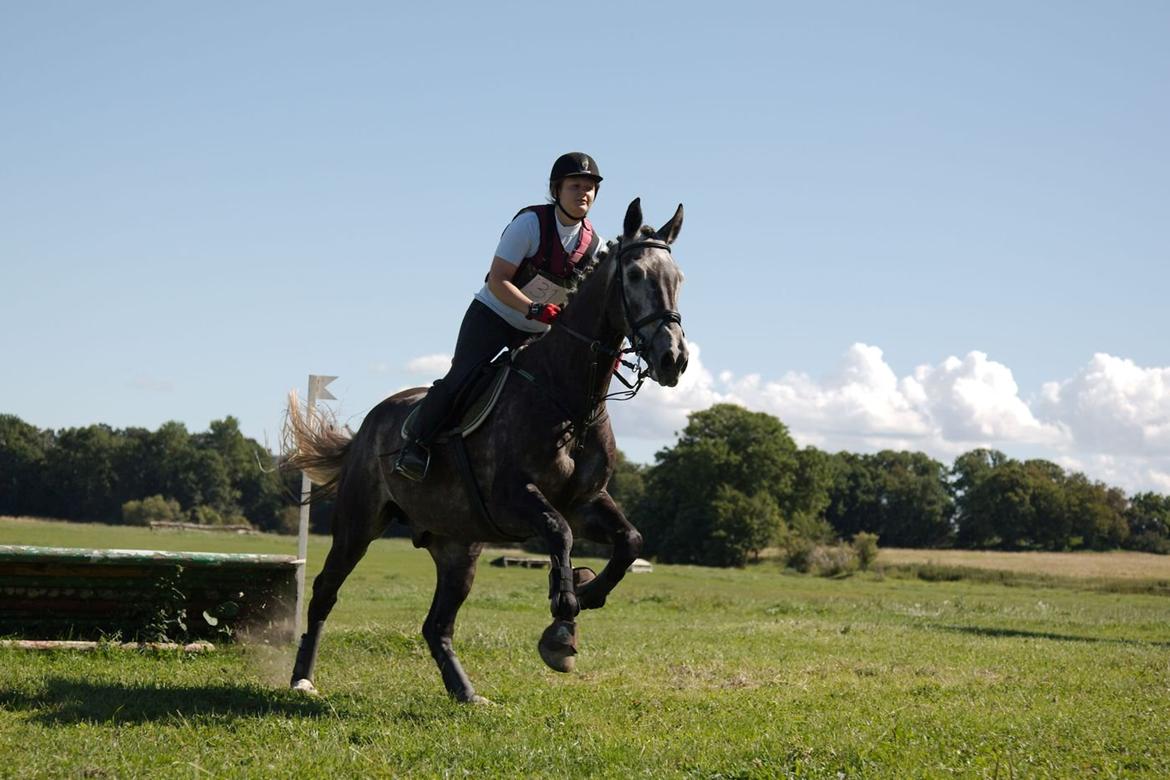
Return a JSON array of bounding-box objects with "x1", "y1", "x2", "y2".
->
[
  {"x1": 465, "y1": 694, "x2": 494, "y2": 706},
  {"x1": 573, "y1": 567, "x2": 597, "y2": 589},
  {"x1": 574, "y1": 567, "x2": 607, "y2": 610},
  {"x1": 538, "y1": 619, "x2": 578, "y2": 673},
  {"x1": 291, "y1": 678, "x2": 318, "y2": 696}
]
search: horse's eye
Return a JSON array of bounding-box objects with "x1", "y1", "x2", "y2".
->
[{"x1": 627, "y1": 267, "x2": 644, "y2": 283}]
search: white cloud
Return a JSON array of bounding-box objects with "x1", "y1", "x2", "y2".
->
[
  {"x1": 407, "y1": 343, "x2": 1170, "y2": 492},
  {"x1": 1052, "y1": 454, "x2": 1170, "y2": 495},
  {"x1": 908, "y1": 351, "x2": 1064, "y2": 446},
  {"x1": 405, "y1": 353, "x2": 452, "y2": 375},
  {"x1": 610, "y1": 343, "x2": 1170, "y2": 493},
  {"x1": 1035, "y1": 353, "x2": 1170, "y2": 455},
  {"x1": 612, "y1": 342, "x2": 727, "y2": 440}
]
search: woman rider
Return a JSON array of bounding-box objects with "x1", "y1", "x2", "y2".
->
[{"x1": 394, "y1": 152, "x2": 605, "y2": 480}]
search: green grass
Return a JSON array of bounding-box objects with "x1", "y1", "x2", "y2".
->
[{"x1": 2, "y1": 518, "x2": 1169, "y2": 778}]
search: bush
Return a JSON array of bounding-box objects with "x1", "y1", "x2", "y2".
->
[
  {"x1": 783, "y1": 537, "x2": 816, "y2": 573},
  {"x1": 188, "y1": 505, "x2": 224, "y2": 525},
  {"x1": 276, "y1": 506, "x2": 302, "y2": 535},
  {"x1": 1128, "y1": 530, "x2": 1170, "y2": 555},
  {"x1": 807, "y1": 544, "x2": 859, "y2": 577},
  {"x1": 786, "y1": 540, "x2": 859, "y2": 577},
  {"x1": 122, "y1": 495, "x2": 183, "y2": 526},
  {"x1": 852, "y1": 532, "x2": 880, "y2": 570}
]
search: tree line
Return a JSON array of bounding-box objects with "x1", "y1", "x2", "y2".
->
[
  {"x1": 0, "y1": 414, "x2": 296, "y2": 533},
  {"x1": 608, "y1": 404, "x2": 1170, "y2": 567},
  {"x1": 3, "y1": 407, "x2": 1169, "y2": 566}
]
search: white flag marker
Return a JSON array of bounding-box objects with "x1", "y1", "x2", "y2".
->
[{"x1": 295, "y1": 374, "x2": 337, "y2": 638}]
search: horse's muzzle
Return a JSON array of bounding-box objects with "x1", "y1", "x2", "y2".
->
[{"x1": 653, "y1": 332, "x2": 689, "y2": 387}]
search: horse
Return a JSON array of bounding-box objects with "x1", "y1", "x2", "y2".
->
[{"x1": 283, "y1": 197, "x2": 688, "y2": 704}]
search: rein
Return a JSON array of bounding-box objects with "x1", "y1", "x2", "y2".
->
[{"x1": 541, "y1": 235, "x2": 684, "y2": 451}]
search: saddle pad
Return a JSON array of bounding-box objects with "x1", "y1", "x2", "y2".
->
[{"x1": 401, "y1": 364, "x2": 512, "y2": 444}]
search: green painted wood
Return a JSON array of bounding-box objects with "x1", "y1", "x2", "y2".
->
[
  {"x1": 0, "y1": 545, "x2": 299, "y2": 567},
  {"x1": 0, "y1": 545, "x2": 300, "y2": 642}
]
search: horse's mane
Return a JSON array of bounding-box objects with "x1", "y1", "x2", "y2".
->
[{"x1": 561, "y1": 226, "x2": 656, "y2": 306}]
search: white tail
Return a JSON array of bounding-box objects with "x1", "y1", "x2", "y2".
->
[{"x1": 281, "y1": 390, "x2": 353, "y2": 492}]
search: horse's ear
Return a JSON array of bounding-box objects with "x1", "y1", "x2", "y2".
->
[
  {"x1": 623, "y1": 198, "x2": 643, "y2": 239},
  {"x1": 654, "y1": 203, "x2": 684, "y2": 245}
]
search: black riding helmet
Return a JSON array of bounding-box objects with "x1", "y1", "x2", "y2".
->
[
  {"x1": 550, "y1": 152, "x2": 603, "y2": 185},
  {"x1": 549, "y1": 153, "x2": 602, "y2": 221}
]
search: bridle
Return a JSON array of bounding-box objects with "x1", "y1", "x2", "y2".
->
[
  {"x1": 536, "y1": 235, "x2": 684, "y2": 450},
  {"x1": 612, "y1": 237, "x2": 684, "y2": 386},
  {"x1": 551, "y1": 236, "x2": 683, "y2": 389}
]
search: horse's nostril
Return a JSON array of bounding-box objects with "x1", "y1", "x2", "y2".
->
[
  {"x1": 679, "y1": 357, "x2": 689, "y2": 374},
  {"x1": 660, "y1": 353, "x2": 676, "y2": 374}
]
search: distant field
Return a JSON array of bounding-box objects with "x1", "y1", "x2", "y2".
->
[
  {"x1": 2, "y1": 516, "x2": 1169, "y2": 777},
  {"x1": 879, "y1": 547, "x2": 1170, "y2": 581}
]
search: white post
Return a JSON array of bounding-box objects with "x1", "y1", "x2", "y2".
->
[{"x1": 294, "y1": 374, "x2": 336, "y2": 639}]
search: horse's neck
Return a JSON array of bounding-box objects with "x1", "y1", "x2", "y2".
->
[{"x1": 524, "y1": 253, "x2": 622, "y2": 404}]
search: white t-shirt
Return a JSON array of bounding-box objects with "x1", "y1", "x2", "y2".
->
[{"x1": 473, "y1": 210, "x2": 604, "y2": 333}]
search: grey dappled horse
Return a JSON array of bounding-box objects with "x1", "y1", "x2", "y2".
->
[{"x1": 284, "y1": 198, "x2": 687, "y2": 703}]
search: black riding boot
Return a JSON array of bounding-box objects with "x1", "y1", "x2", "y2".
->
[
  {"x1": 392, "y1": 299, "x2": 529, "y2": 481},
  {"x1": 393, "y1": 378, "x2": 456, "y2": 481},
  {"x1": 394, "y1": 438, "x2": 431, "y2": 481}
]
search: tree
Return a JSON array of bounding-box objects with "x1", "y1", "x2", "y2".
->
[
  {"x1": 634, "y1": 404, "x2": 807, "y2": 566},
  {"x1": 0, "y1": 415, "x2": 51, "y2": 516},
  {"x1": 42, "y1": 424, "x2": 124, "y2": 521},
  {"x1": 955, "y1": 459, "x2": 1035, "y2": 548},
  {"x1": 825, "y1": 450, "x2": 953, "y2": 547},
  {"x1": 951, "y1": 448, "x2": 1008, "y2": 500},
  {"x1": 607, "y1": 450, "x2": 646, "y2": 516},
  {"x1": 790, "y1": 447, "x2": 835, "y2": 541},
  {"x1": 706, "y1": 485, "x2": 784, "y2": 567},
  {"x1": 1126, "y1": 492, "x2": 1170, "y2": 553},
  {"x1": 953, "y1": 449, "x2": 1010, "y2": 547},
  {"x1": 1065, "y1": 473, "x2": 1128, "y2": 550},
  {"x1": 824, "y1": 452, "x2": 878, "y2": 539},
  {"x1": 1021, "y1": 459, "x2": 1071, "y2": 550},
  {"x1": 870, "y1": 450, "x2": 953, "y2": 547},
  {"x1": 198, "y1": 417, "x2": 286, "y2": 530}
]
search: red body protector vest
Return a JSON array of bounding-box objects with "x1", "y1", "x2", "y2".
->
[{"x1": 505, "y1": 205, "x2": 600, "y2": 305}]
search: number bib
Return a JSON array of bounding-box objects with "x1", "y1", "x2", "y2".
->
[{"x1": 520, "y1": 271, "x2": 569, "y2": 307}]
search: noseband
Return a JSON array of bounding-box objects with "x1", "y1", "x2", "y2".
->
[{"x1": 614, "y1": 238, "x2": 684, "y2": 379}]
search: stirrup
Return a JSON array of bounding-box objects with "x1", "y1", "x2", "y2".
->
[{"x1": 394, "y1": 440, "x2": 431, "y2": 481}]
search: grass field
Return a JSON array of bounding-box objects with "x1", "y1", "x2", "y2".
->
[
  {"x1": 2, "y1": 517, "x2": 1169, "y2": 778},
  {"x1": 878, "y1": 547, "x2": 1170, "y2": 581}
]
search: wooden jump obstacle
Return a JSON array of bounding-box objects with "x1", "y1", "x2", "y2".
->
[{"x1": 0, "y1": 545, "x2": 299, "y2": 643}]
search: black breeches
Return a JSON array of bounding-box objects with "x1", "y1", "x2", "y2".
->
[{"x1": 411, "y1": 300, "x2": 530, "y2": 442}]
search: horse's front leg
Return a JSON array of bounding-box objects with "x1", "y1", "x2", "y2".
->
[
  {"x1": 504, "y1": 482, "x2": 580, "y2": 672},
  {"x1": 570, "y1": 490, "x2": 643, "y2": 610}
]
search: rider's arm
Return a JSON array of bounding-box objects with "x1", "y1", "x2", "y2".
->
[{"x1": 486, "y1": 256, "x2": 535, "y2": 314}]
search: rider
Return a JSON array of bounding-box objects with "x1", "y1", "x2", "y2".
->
[{"x1": 393, "y1": 152, "x2": 605, "y2": 481}]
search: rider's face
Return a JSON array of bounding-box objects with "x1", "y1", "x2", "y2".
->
[{"x1": 556, "y1": 177, "x2": 597, "y2": 219}]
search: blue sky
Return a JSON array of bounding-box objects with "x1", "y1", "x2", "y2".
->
[{"x1": 3, "y1": 2, "x2": 1168, "y2": 491}]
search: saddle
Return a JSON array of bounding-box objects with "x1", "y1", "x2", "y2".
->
[
  {"x1": 400, "y1": 357, "x2": 515, "y2": 444},
  {"x1": 395, "y1": 354, "x2": 532, "y2": 542}
]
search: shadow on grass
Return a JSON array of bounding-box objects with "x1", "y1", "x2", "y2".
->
[
  {"x1": 930, "y1": 623, "x2": 1170, "y2": 647},
  {"x1": 0, "y1": 678, "x2": 330, "y2": 725}
]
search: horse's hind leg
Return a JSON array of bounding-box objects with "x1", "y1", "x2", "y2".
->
[
  {"x1": 290, "y1": 502, "x2": 388, "y2": 692},
  {"x1": 423, "y1": 537, "x2": 487, "y2": 703},
  {"x1": 571, "y1": 491, "x2": 643, "y2": 611}
]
